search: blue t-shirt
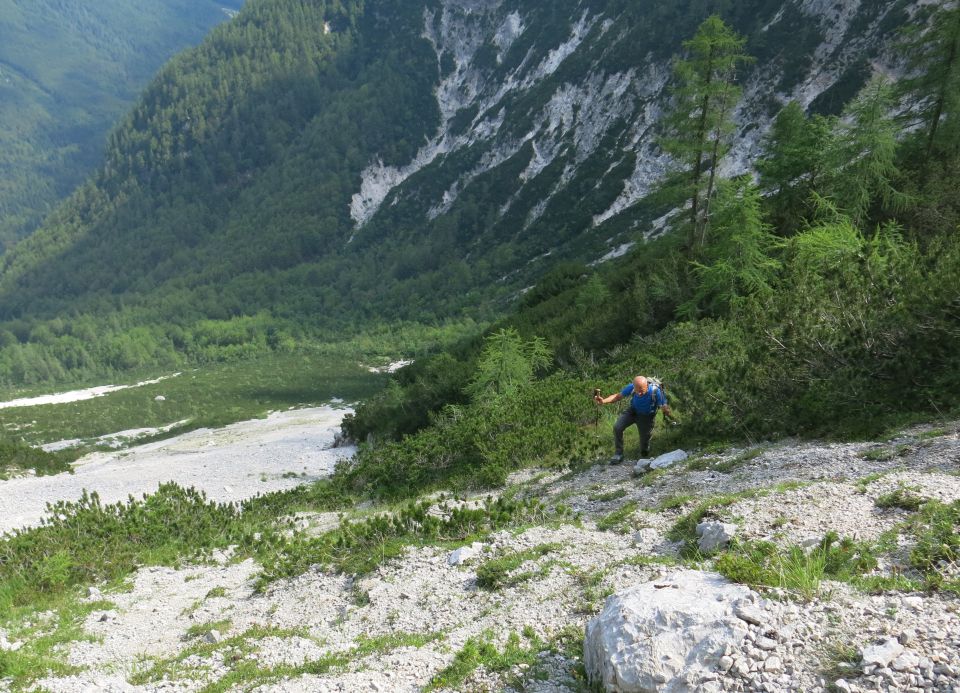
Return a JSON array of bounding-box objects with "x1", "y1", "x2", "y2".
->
[{"x1": 621, "y1": 382, "x2": 667, "y2": 415}]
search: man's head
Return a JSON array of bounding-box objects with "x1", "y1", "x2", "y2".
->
[{"x1": 632, "y1": 375, "x2": 648, "y2": 394}]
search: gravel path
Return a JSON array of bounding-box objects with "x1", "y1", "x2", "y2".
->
[{"x1": 0, "y1": 406, "x2": 354, "y2": 535}]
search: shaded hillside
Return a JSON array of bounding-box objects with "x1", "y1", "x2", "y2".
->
[
  {"x1": 0, "y1": 0, "x2": 243, "y2": 249},
  {"x1": 0, "y1": 0, "x2": 923, "y2": 386}
]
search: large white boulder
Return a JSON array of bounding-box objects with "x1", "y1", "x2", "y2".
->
[{"x1": 584, "y1": 570, "x2": 751, "y2": 692}]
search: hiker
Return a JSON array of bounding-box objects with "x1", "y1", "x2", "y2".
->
[{"x1": 594, "y1": 376, "x2": 672, "y2": 464}]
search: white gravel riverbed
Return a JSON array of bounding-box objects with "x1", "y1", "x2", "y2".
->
[{"x1": 0, "y1": 406, "x2": 354, "y2": 535}]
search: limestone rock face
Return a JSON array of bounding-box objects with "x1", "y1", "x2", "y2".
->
[{"x1": 583, "y1": 570, "x2": 752, "y2": 692}]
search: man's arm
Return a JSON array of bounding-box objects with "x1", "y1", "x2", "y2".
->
[{"x1": 594, "y1": 391, "x2": 624, "y2": 405}]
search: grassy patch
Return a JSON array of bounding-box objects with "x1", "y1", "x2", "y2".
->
[
  {"x1": 712, "y1": 447, "x2": 765, "y2": 473},
  {"x1": 715, "y1": 532, "x2": 878, "y2": 600},
  {"x1": 855, "y1": 470, "x2": 888, "y2": 493},
  {"x1": 820, "y1": 639, "x2": 862, "y2": 684},
  {"x1": 425, "y1": 627, "x2": 545, "y2": 692},
  {"x1": 596, "y1": 501, "x2": 639, "y2": 533},
  {"x1": 476, "y1": 543, "x2": 563, "y2": 591},
  {"x1": 874, "y1": 486, "x2": 925, "y2": 512},
  {"x1": 859, "y1": 444, "x2": 911, "y2": 462},
  {"x1": 906, "y1": 500, "x2": 960, "y2": 585},
  {"x1": 0, "y1": 595, "x2": 114, "y2": 685},
  {"x1": 258, "y1": 496, "x2": 572, "y2": 586},
  {"x1": 185, "y1": 619, "x2": 232, "y2": 641},
  {"x1": 587, "y1": 488, "x2": 628, "y2": 503}
]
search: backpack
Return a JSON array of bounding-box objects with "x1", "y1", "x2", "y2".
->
[{"x1": 646, "y1": 377, "x2": 666, "y2": 413}]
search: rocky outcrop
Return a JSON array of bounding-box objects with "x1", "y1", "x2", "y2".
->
[{"x1": 583, "y1": 570, "x2": 752, "y2": 692}]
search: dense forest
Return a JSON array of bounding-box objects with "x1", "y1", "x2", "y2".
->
[
  {"x1": 0, "y1": 0, "x2": 920, "y2": 389},
  {"x1": 0, "y1": 0, "x2": 242, "y2": 250},
  {"x1": 339, "y1": 4, "x2": 960, "y2": 498}
]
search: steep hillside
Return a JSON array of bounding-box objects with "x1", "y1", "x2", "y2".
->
[
  {"x1": 0, "y1": 0, "x2": 243, "y2": 249},
  {"x1": 0, "y1": 0, "x2": 919, "y2": 386}
]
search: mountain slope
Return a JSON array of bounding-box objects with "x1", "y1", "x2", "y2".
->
[
  {"x1": 0, "y1": 0, "x2": 243, "y2": 249},
  {"x1": 0, "y1": 0, "x2": 921, "y2": 386}
]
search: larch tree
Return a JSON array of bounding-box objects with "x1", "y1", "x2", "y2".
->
[{"x1": 660, "y1": 15, "x2": 751, "y2": 251}]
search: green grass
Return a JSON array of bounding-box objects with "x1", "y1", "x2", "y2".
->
[
  {"x1": 596, "y1": 501, "x2": 640, "y2": 533},
  {"x1": 858, "y1": 444, "x2": 911, "y2": 462},
  {"x1": 874, "y1": 486, "x2": 925, "y2": 511},
  {"x1": 425, "y1": 627, "x2": 546, "y2": 692},
  {"x1": 587, "y1": 488, "x2": 628, "y2": 503},
  {"x1": 185, "y1": 619, "x2": 232, "y2": 641},
  {"x1": 0, "y1": 593, "x2": 115, "y2": 685},
  {"x1": 476, "y1": 543, "x2": 563, "y2": 591},
  {"x1": 715, "y1": 532, "x2": 879, "y2": 600},
  {"x1": 0, "y1": 350, "x2": 384, "y2": 449}
]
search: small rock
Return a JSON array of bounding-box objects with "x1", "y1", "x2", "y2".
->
[
  {"x1": 734, "y1": 604, "x2": 767, "y2": 626},
  {"x1": 899, "y1": 630, "x2": 917, "y2": 646},
  {"x1": 892, "y1": 651, "x2": 921, "y2": 672},
  {"x1": 719, "y1": 656, "x2": 734, "y2": 672},
  {"x1": 87, "y1": 586, "x2": 102, "y2": 600},
  {"x1": 834, "y1": 679, "x2": 852, "y2": 693},
  {"x1": 650, "y1": 449, "x2": 689, "y2": 470},
  {"x1": 448, "y1": 544, "x2": 481, "y2": 566},
  {"x1": 154, "y1": 395, "x2": 166, "y2": 402},
  {"x1": 903, "y1": 596, "x2": 924, "y2": 610},
  {"x1": 755, "y1": 636, "x2": 778, "y2": 651},
  {"x1": 764, "y1": 656, "x2": 783, "y2": 673},
  {"x1": 204, "y1": 629, "x2": 222, "y2": 644},
  {"x1": 696, "y1": 521, "x2": 738, "y2": 554},
  {"x1": 862, "y1": 638, "x2": 904, "y2": 668}
]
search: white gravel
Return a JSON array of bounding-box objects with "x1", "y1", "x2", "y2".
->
[
  {"x1": 0, "y1": 406, "x2": 354, "y2": 535},
  {"x1": 5, "y1": 422, "x2": 960, "y2": 693}
]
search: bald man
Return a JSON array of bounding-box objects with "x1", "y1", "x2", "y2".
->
[{"x1": 594, "y1": 376, "x2": 672, "y2": 464}]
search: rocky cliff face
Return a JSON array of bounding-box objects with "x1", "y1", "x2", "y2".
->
[{"x1": 349, "y1": 0, "x2": 915, "y2": 266}]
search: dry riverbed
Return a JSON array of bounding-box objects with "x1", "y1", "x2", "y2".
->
[{"x1": 0, "y1": 406, "x2": 354, "y2": 535}]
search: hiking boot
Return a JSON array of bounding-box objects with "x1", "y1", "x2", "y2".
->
[{"x1": 609, "y1": 453, "x2": 624, "y2": 465}]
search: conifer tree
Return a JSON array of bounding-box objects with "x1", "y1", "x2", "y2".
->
[
  {"x1": 682, "y1": 177, "x2": 781, "y2": 318},
  {"x1": 465, "y1": 328, "x2": 551, "y2": 403},
  {"x1": 898, "y1": 2, "x2": 960, "y2": 161},
  {"x1": 821, "y1": 77, "x2": 907, "y2": 225},
  {"x1": 660, "y1": 16, "x2": 751, "y2": 250},
  {"x1": 756, "y1": 101, "x2": 833, "y2": 233}
]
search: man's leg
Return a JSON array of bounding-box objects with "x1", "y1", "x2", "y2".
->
[
  {"x1": 637, "y1": 413, "x2": 655, "y2": 457},
  {"x1": 612, "y1": 409, "x2": 637, "y2": 462}
]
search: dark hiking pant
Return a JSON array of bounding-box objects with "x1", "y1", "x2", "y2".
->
[{"x1": 614, "y1": 408, "x2": 655, "y2": 458}]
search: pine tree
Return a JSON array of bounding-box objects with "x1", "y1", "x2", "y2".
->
[
  {"x1": 660, "y1": 16, "x2": 751, "y2": 250},
  {"x1": 821, "y1": 77, "x2": 907, "y2": 225},
  {"x1": 465, "y1": 328, "x2": 552, "y2": 403},
  {"x1": 756, "y1": 101, "x2": 833, "y2": 234},
  {"x1": 682, "y1": 177, "x2": 782, "y2": 318},
  {"x1": 897, "y1": 2, "x2": 960, "y2": 161}
]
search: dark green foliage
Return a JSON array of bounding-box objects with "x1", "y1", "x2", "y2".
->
[
  {"x1": 258, "y1": 496, "x2": 568, "y2": 584},
  {"x1": 0, "y1": 439, "x2": 76, "y2": 478},
  {"x1": 0, "y1": 0, "x2": 240, "y2": 248},
  {"x1": 0, "y1": 485, "x2": 248, "y2": 608}
]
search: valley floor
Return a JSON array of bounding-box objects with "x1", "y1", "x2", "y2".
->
[
  {"x1": 0, "y1": 406, "x2": 353, "y2": 535},
  {"x1": 2, "y1": 422, "x2": 959, "y2": 692}
]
